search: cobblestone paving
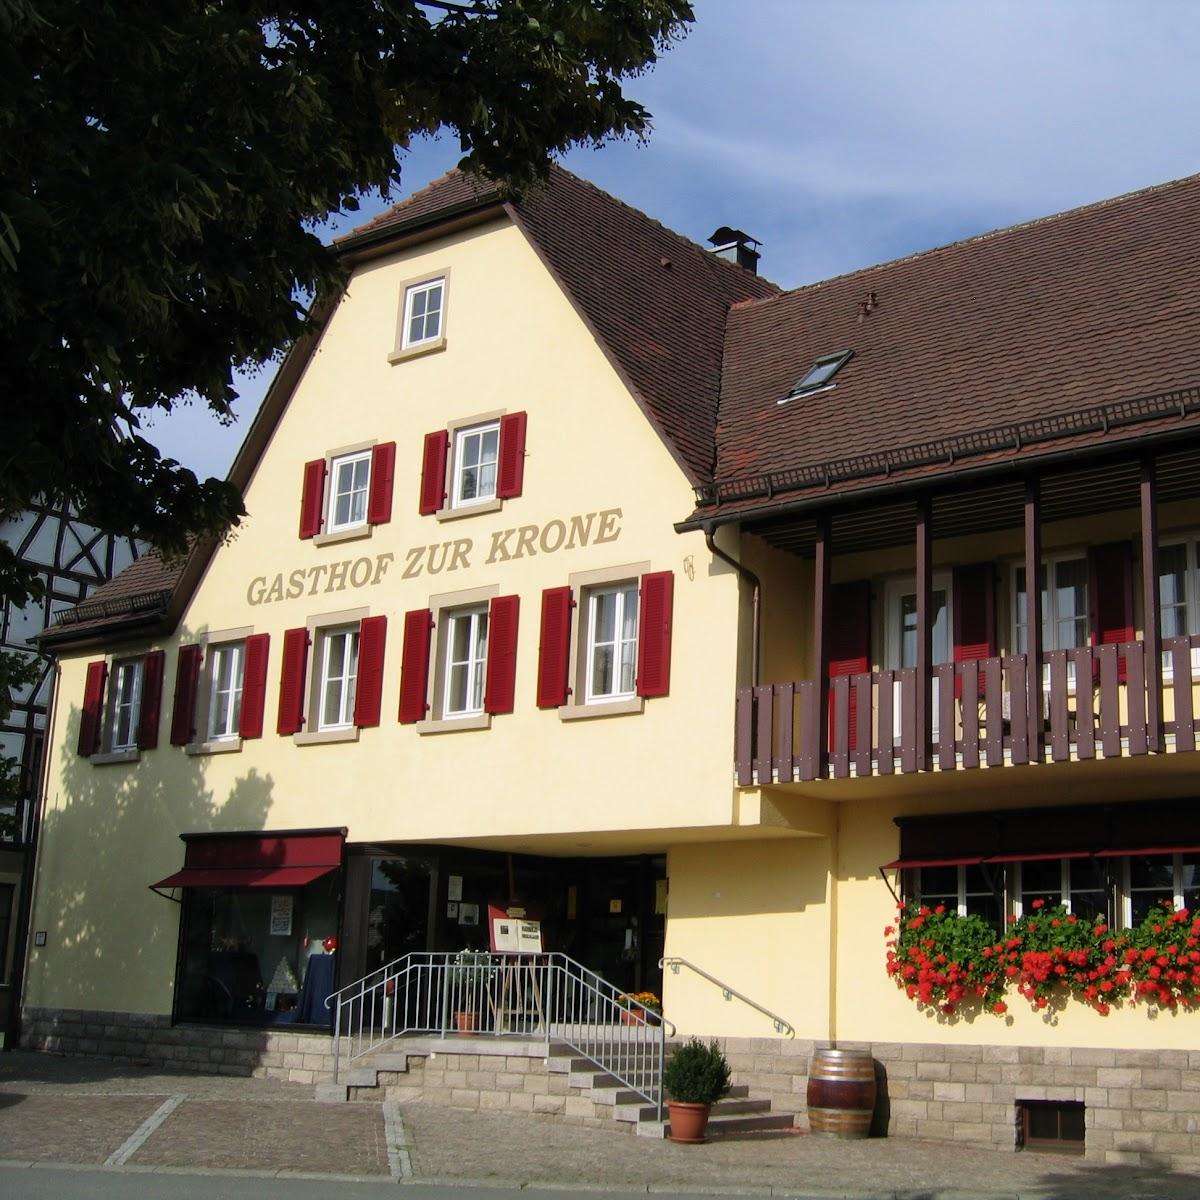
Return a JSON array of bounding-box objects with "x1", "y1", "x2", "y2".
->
[
  {"x1": 127, "y1": 1098, "x2": 389, "y2": 1176},
  {"x1": 399, "y1": 1104, "x2": 1200, "y2": 1198},
  {"x1": 0, "y1": 1093, "x2": 162, "y2": 1164}
]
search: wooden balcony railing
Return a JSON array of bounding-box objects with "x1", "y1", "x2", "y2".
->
[{"x1": 734, "y1": 635, "x2": 1200, "y2": 786}]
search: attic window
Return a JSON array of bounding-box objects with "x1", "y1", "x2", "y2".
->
[{"x1": 783, "y1": 350, "x2": 853, "y2": 402}]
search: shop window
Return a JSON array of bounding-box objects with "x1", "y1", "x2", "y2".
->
[
  {"x1": 298, "y1": 442, "x2": 395, "y2": 542},
  {"x1": 1018, "y1": 1100, "x2": 1085, "y2": 1154},
  {"x1": 279, "y1": 612, "x2": 386, "y2": 743},
  {"x1": 544, "y1": 565, "x2": 673, "y2": 718},
  {"x1": 175, "y1": 873, "x2": 341, "y2": 1027},
  {"x1": 418, "y1": 411, "x2": 527, "y2": 518},
  {"x1": 78, "y1": 650, "x2": 165, "y2": 761},
  {"x1": 1124, "y1": 853, "x2": 1200, "y2": 926}
]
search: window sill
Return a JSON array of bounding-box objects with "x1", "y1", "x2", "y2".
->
[
  {"x1": 417, "y1": 713, "x2": 492, "y2": 735},
  {"x1": 558, "y1": 697, "x2": 644, "y2": 721},
  {"x1": 313, "y1": 526, "x2": 372, "y2": 548},
  {"x1": 185, "y1": 737, "x2": 243, "y2": 757},
  {"x1": 388, "y1": 336, "x2": 447, "y2": 364},
  {"x1": 435, "y1": 497, "x2": 503, "y2": 522},
  {"x1": 293, "y1": 727, "x2": 361, "y2": 746},
  {"x1": 91, "y1": 748, "x2": 140, "y2": 766}
]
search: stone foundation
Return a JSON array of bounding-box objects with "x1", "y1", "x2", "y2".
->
[
  {"x1": 720, "y1": 1034, "x2": 1200, "y2": 1169},
  {"x1": 19, "y1": 1006, "x2": 335, "y2": 1084},
  {"x1": 22, "y1": 1007, "x2": 1200, "y2": 1166}
]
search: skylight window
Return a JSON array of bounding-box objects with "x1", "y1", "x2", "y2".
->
[{"x1": 783, "y1": 350, "x2": 853, "y2": 402}]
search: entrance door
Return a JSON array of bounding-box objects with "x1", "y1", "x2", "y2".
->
[{"x1": 576, "y1": 855, "x2": 665, "y2": 997}]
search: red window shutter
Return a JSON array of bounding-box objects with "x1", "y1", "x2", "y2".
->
[
  {"x1": 169, "y1": 645, "x2": 202, "y2": 746},
  {"x1": 136, "y1": 650, "x2": 165, "y2": 750},
  {"x1": 419, "y1": 431, "x2": 449, "y2": 515},
  {"x1": 484, "y1": 595, "x2": 520, "y2": 715},
  {"x1": 496, "y1": 412, "x2": 528, "y2": 500},
  {"x1": 354, "y1": 616, "x2": 388, "y2": 727},
  {"x1": 636, "y1": 571, "x2": 674, "y2": 699},
  {"x1": 299, "y1": 458, "x2": 327, "y2": 539},
  {"x1": 367, "y1": 442, "x2": 396, "y2": 526},
  {"x1": 239, "y1": 633, "x2": 270, "y2": 739},
  {"x1": 536, "y1": 587, "x2": 574, "y2": 708},
  {"x1": 398, "y1": 609, "x2": 434, "y2": 723},
  {"x1": 1088, "y1": 541, "x2": 1134, "y2": 683},
  {"x1": 277, "y1": 627, "x2": 310, "y2": 735},
  {"x1": 829, "y1": 580, "x2": 871, "y2": 751},
  {"x1": 952, "y1": 564, "x2": 995, "y2": 699},
  {"x1": 78, "y1": 660, "x2": 108, "y2": 756}
]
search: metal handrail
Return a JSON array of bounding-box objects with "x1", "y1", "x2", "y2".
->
[
  {"x1": 659, "y1": 956, "x2": 795, "y2": 1037},
  {"x1": 325, "y1": 951, "x2": 673, "y2": 1119}
]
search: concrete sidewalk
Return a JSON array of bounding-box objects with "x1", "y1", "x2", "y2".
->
[{"x1": 2, "y1": 1050, "x2": 1197, "y2": 1197}]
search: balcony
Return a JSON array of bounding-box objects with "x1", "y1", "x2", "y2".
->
[{"x1": 735, "y1": 635, "x2": 1200, "y2": 786}]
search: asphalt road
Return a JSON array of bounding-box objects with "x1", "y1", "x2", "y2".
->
[{"x1": 0, "y1": 1166, "x2": 719, "y2": 1200}]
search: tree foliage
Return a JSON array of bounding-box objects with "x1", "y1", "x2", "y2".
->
[{"x1": 0, "y1": 0, "x2": 693, "y2": 611}]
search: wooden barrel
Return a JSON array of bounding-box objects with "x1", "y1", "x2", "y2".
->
[{"x1": 806, "y1": 1048, "x2": 877, "y2": 1137}]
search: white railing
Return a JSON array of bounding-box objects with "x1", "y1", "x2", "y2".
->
[
  {"x1": 660, "y1": 956, "x2": 795, "y2": 1037},
  {"x1": 326, "y1": 951, "x2": 674, "y2": 1118}
]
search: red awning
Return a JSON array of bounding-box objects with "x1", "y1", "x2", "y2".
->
[
  {"x1": 984, "y1": 850, "x2": 1096, "y2": 863},
  {"x1": 881, "y1": 856, "x2": 984, "y2": 870},
  {"x1": 150, "y1": 829, "x2": 344, "y2": 897},
  {"x1": 1096, "y1": 845, "x2": 1200, "y2": 859}
]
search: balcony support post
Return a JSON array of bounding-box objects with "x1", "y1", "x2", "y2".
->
[
  {"x1": 1141, "y1": 455, "x2": 1163, "y2": 752},
  {"x1": 1024, "y1": 476, "x2": 1043, "y2": 763},
  {"x1": 915, "y1": 495, "x2": 932, "y2": 771},
  {"x1": 813, "y1": 513, "x2": 832, "y2": 778}
]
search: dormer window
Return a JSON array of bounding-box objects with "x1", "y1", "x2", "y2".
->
[{"x1": 782, "y1": 350, "x2": 853, "y2": 402}]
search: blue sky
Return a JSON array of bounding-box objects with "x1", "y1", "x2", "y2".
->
[{"x1": 143, "y1": 0, "x2": 1200, "y2": 479}]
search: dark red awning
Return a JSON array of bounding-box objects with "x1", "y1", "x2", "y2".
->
[
  {"x1": 881, "y1": 856, "x2": 984, "y2": 870},
  {"x1": 984, "y1": 850, "x2": 1096, "y2": 863},
  {"x1": 150, "y1": 829, "x2": 344, "y2": 897},
  {"x1": 1096, "y1": 845, "x2": 1200, "y2": 859}
]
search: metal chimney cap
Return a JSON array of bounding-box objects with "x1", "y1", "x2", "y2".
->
[{"x1": 708, "y1": 226, "x2": 762, "y2": 249}]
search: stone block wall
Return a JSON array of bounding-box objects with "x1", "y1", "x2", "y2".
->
[
  {"x1": 352, "y1": 1050, "x2": 624, "y2": 1129},
  {"x1": 20, "y1": 1006, "x2": 335, "y2": 1084},
  {"x1": 720, "y1": 1034, "x2": 1200, "y2": 1169}
]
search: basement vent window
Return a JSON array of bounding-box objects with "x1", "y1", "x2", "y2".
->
[
  {"x1": 1017, "y1": 1100, "x2": 1085, "y2": 1155},
  {"x1": 781, "y1": 350, "x2": 853, "y2": 403}
]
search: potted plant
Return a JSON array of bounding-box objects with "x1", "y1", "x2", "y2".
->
[
  {"x1": 616, "y1": 991, "x2": 662, "y2": 1025},
  {"x1": 448, "y1": 949, "x2": 493, "y2": 1034},
  {"x1": 662, "y1": 1037, "x2": 731, "y2": 1143}
]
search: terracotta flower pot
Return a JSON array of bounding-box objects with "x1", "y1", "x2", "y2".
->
[
  {"x1": 620, "y1": 1009, "x2": 644, "y2": 1026},
  {"x1": 454, "y1": 1010, "x2": 477, "y2": 1035},
  {"x1": 667, "y1": 1100, "x2": 711, "y2": 1144}
]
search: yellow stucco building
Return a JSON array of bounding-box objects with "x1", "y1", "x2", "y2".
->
[{"x1": 22, "y1": 167, "x2": 1200, "y2": 1161}]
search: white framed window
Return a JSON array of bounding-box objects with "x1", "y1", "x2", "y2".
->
[
  {"x1": 328, "y1": 450, "x2": 371, "y2": 533},
  {"x1": 585, "y1": 583, "x2": 639, "y2": 703},
  {"x1": 1012, "y1": 858, "x2": 1110, "y2": 924},
  {"x1": 914, "y1": 864, "x2": 1002, "y2": 929},
  {"x1": 451, "y1": 423, "x2": 499, "y2": 508},
  {"x1": 206, "y1": 642, "x2": 245, "y2": 741},
  {"x1": 318, "y1": 626, "x2": 359, "y2": 731},
  {"x1": 402, "y1": 278, "x2": 445, "y2": 349},
  {"x1": 1124, "y1": 854, "x2": 1200, "y2": 927},
  {"x1": 883, "y1": 574, "x2": 951, "y2": 737},
  {"x1": 1159, "y1": 535, "x2": 1200, "y2": 677},
  {"x1": 107, "y1": 659, "x2": 144, "y2": 751},
  {"x1": 1012, "y1": 554, "x2": 1089, "y2": 654},
  {"x1": 443, "y1": 606, "x2": 489, "y2": 717}
]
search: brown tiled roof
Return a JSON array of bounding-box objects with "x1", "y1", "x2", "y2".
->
[
  {"x1": 342, "y1": 165, "x2": 779, "y2": 485},
  {"x1": 701, "y1": 173, "x2": 1200, "y2": 522},
  {"x1": 40, "y1": 551, "x2": 183, "y2": 643}
]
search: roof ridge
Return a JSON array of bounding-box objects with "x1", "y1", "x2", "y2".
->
[{"x1": 743, "y1": 170, "x2": 1200, "y2": 311}]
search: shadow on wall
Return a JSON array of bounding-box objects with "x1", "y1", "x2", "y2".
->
[{"x1": 28, "y1": 688, "x2": 274, "y2": 1015}]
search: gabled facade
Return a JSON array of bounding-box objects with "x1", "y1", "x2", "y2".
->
[{"x1": 21, "y1": 167, "x2": 1200, "y2": 1164}]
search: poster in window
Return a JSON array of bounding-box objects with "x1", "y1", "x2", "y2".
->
[
  {"x1": 458, "y1": 902, "x2": 479, "y2": 926},
  {"x1": 448, "y1": 875, "x2": 464, "y2": 901},
  {"x1": 270, "y1": 894, "x2": 293, "y2": 936}
]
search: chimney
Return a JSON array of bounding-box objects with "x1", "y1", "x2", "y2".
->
[{"x1": 708, "y1": 226, "x2": 761, "y2": 274}]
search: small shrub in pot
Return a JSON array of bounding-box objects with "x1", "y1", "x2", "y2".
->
[{"x1": 662, "y1": 1038, "x2": 731, "y2": 1143}]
